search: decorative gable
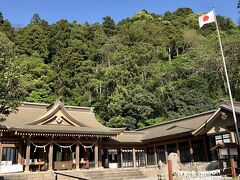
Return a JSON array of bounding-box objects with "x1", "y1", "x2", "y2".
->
[
  {"x1": 42, "y1": 115, "x2": 74, "y2": 126},
  {"x1": 29, "y1": 100, "x2": 87, "y2": 127}
]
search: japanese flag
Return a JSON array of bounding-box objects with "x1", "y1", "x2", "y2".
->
[{"x1": 199, "y1": 10, "x2": 215, "y2": 28}]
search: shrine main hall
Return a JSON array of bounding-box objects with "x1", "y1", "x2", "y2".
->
[{"x1": 0, "y1": 100, "x2": 240, "y2": 173}]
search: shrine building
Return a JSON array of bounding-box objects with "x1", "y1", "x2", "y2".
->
[{"x1": 0, "y1": 100, "x2": 240, "y2": 173}]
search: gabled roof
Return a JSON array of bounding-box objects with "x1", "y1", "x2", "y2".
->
[
  {"x1": 191, "y1": 108, "x2": 221, "y2": 136},
  {"x1": 192, "y1": 100, "x2": 240, "y2": 136},
  {"x1": 109, "y1": 131, "x2": 145, "y2": 144},
  {"x1": 220, "y1": 101, "x2": 240, "y2": 115},
  {"x1": 136, "y1": 110, "x2": 215, "y2": 142},
  {"x1": 0, "y1": 101, "x2": 125, "y2": 137}
]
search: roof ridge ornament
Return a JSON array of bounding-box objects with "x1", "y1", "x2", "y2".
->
[{"x1": 47, "y1": 97, "x2": 64, "y2": 109}]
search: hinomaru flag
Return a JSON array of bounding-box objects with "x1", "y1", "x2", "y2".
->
[{"x1": 199, "y1": 10, "x2": 215, "y2": 28}]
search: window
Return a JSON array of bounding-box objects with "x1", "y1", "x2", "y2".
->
[
  {"x1": 56, "y1": 151, "x2": 63, "y2": 161},
  {"x1": 122, "y1": 149, "x2": 133, "y2": 167},
  {"x1": 192, "y1": 140, "x2": 206, "y2": 162},
  {"x1": 147, "y1": 147, "x2": 155, "y2": 165},
  {"x1": 215, "y1": 133, "x2": 231, "y2": 144},
  {"x1": 108, "y1": 149, "x2": 118, "y2": 163},
  {"x1": 2, "y1": 147, "x2": 19, "y2": 165},
  {"x1": 179, "y1": 142, "x2": 190, "y2": 163},
  {"x1": 167, "y1": 143, "x2": 176, "y2": 154},
  {"x1": 135, "y1": 149, "x2": 145, "y2": 167},
  {"x1": 156, "y1": 145, "x2": 166, "y2": 163}
]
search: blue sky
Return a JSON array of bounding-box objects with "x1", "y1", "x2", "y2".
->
[{"x1": 0, "y1": 0, "x2": 238, "y2": 26}]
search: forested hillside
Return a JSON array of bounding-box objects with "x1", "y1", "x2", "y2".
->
[{"x1": 0, "y1": 8, "x2": 239, "y2": 129}]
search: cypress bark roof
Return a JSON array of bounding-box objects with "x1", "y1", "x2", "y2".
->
[
  {"x1": 0, "y1": 101, "x2": 125, "y2": 137},
  {"x1": 105, "y1": 110, "x2": 216, "y2": 143},
  {"x1": 137, "y1": 111, "x2": 215, "y2": 142}
]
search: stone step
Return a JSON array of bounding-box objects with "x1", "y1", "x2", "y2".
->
[
  {"x1": 86, "y1": 173, "x2": 144, "y2": 178},
  {"x1": 80, "y1": 169, "x2": 146, "y2": 180},
  {"x1": 82, "y1": 169, "x2": 143, "y2": 173},
  {"x1": 1, "y1": 168, "x2": 155, "y2": 180},
  {"x1": 83, "y1": 171, "x2": 143, "y2": 175},
  {"x1": 83, "y1": 171, "x2": 144, "y2": 175}
]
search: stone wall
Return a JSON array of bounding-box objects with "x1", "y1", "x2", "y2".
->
[{"x1": 180, "y1": 161, "x2": 220, "y2": 171}]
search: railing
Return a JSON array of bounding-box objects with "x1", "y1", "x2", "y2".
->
[{"x1": 54, "y1": 172, "x2": 89, "y2": 180}]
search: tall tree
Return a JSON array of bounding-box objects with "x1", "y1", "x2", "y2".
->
[
  {"x1": 0, "y1": 11, "x2": 3, "y2": 25},
  {"x1": 47, "y1": 19, "x2": 70, "y2": 63},
  {"x1": 31, "y1": 13, "x2": 42, "y2": 24},
  {"x1": 102, "y1": 16, "x2": 116, "y2": 37},
  {"x1": 0, "y1": 32, "x2": 25, "y2": 119},
  {"x1": 0, "y1": 20, "x2": 15, "y2": 41},
  {"x1": 14, "y1": 55, "x2": 55, "y2": 103},
  {"x1": 15, "y1": 24, "x2": 48, "y2": 60}
]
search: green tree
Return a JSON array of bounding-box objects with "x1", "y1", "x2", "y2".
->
[
  {"x1": 132, "y1": 10, "x2": 154, "y2": 21},
  {"x1": 102, "y1": 16, "x2": 116, "y2": 37},
  {"x1": 0, "y1": 20, "x2": 15, "y2": 41},
  {"x1": 175, "y1": 8, "x2": 193, "y2": 16},
  {"x1": 31, "y1": 13, "x2": 42, "y2": 25},
  {"x1": 0, "y1": 32, "x2": 25, "y2": 118},
  {"x1": 47, "y1": 19, "x2": 71, "y2": 63},
  {"x1": 14, "y1": 55, "x2": 55, "y2": 103},
  {"x1": 221, "y1": 31, "x2": 240, "y2": 100},
  {"x1": 0, "y1": 11, "x2": 3, "y2": 25},
  {"x1": 15, "y1": 24, "x2": 48, "y2": 60},
  {"x1": 104, "y1": 86, "x2": 159, "y2": 130}
]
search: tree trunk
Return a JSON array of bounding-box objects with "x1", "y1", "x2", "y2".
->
[
  {"x1": 89, "y1": 91, "x2": 92, "y2": 104},
  {"x1": 99, "y1": 82, "x2": 102, "y2": 99},
  {"x1": 176, "y1": 47, "x2": 179, "y2": 57},
  {"x1": 168, "y1": 47, "x2": 171, "y2": 63},
  {"x1": 96, "y1": 65, "x2": 98, "y2": 73},
  {"x1": 143, "y1": 66, "x2": 147, "y2": 82},
  {"x1": 107, "y1": 57, "x2": 111, "y2": 67}
]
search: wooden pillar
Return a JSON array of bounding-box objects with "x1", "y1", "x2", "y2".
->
[
  {"x1": 164, "y1": 144, "x2": 168, "y2": 163},
  {"x1": 0, "y1": 141, "x2": 2, "y2": 166},
  {"x1": 120, "y1": 149, "x2": 123, "y2": 168},
  {"x1": 154, "y1": 145, "x2": 157, "y2": 165},
  {"x1": 132, "y1": 148, "x2": 136, "y2": 168},
  {"x1": 25, "y1": 141, "x2": 31, "y2": 172},
  {"x1": 176, "y1": 142, "x2": 180, "y2": 160},
  {"x1": 48, "y1": 142, "x2": 53, "y2": 171},
  {"x1": 94, "y1": 144, "x2": 99, "y2": 168},
  {"x1": 144, "y1": 147, "x2": 147, "y2": 166},
  {"x1": 203, "y1": 136, "x2": 209, "y2": 161},
  {"x1": 76, "y1": 142, "x2": 80, "y2": 170},
  {"x1": 106, "y1": 148, "x2": 109, "y2": 168},
  {"x1": 98, "y1": 139, "x2": 102, "y2": 167},
  {"x1": 18, "y1": 145, "x2": 23, "y2": 165},
  {"x1": 189, "y1": 140, "x2": 194, "y2": 162}
]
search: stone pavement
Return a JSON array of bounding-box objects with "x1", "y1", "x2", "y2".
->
[{"x1": 127, "y1": 177, "x2": 158, "y2": 180}]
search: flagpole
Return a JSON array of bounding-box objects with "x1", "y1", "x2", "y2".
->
[{"x1": 213, "y1": 8, "x2": 240, "y2": 144}]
